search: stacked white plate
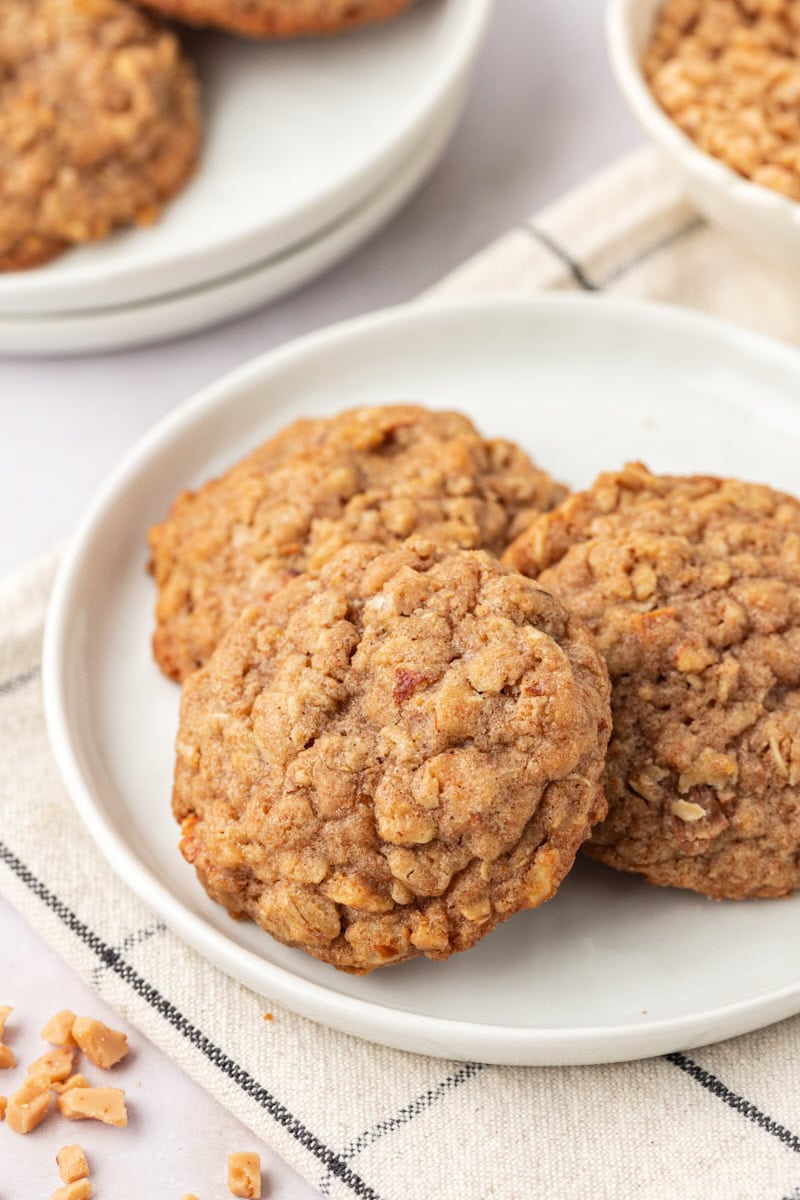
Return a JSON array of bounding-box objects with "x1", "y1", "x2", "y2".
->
[{"x1": 0, "y1": 0, "x2": 491, "y2": 357}]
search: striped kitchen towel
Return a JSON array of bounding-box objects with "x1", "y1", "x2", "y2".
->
[{"x1": 3, "y1": 147, "x2": 800, "y2": 1200}]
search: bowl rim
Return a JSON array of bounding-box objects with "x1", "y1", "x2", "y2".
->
[{"x1": 606, "y1": 0, "x2": 800, "y2": 225}]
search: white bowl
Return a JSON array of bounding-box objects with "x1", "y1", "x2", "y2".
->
[{"x1": 607, "y1": 0, "x2": 800, "y2": 262}]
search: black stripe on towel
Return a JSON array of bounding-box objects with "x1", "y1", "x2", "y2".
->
[
  {"x1": 666, "y1": 1051, "x2": 800, "y2": 1154},
  {"x1": 597, "y1": 216, "x2": 705, "y2": 287},
  {"x1": 90, "y1": 921, "x2": 166, "y2": 987},
  {"x1": 319, "y1": 1061, "x2": 485, "y2": 1194},
  {"x1": 0, "y1": 664, "x2": 40, "y2": 697},
  {"x1": 526, "y1": 223, "x2": 599, "y2": 291},
  {"x1": 525, "y1": 215, "x2": 705, "y2": 295}
]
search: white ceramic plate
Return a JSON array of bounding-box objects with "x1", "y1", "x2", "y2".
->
[
  {"x1": 44, "y1": 297, "x2": 800, "y2": 1066},
  {"x1": 0, "y1": 82, "x2": 462, "y2": 357},
  {"x1": 0, "y1": 0, "x2": 490, "y2": 316}
]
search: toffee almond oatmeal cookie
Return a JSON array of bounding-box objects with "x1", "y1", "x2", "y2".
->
[
  {"x1": 644, "y1": 0, "x2": 800, "y2": 202},
  {"x1": 0, "y1": 0, "x2": 200, "y2": 271},
  {"x1": 149, "y1": 405, "x2": 566, "y2": 682},
  {"x1": 133, "y1": 0, "x2": 420, "y2": 39},
  {"x1": 174, "y1": 539, "x2": 611, "y2": 973},
  {"x1": 505, "y1": 461, "x2": 800, "y2": 900}
]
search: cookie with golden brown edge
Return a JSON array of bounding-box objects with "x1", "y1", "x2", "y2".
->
[
  {"x1": 173, "y1": 539, "x2": 611, "y2": 973},
  {"x1": 0, "y1": 0, "x2": 200, "y2": 272},
  {"x1": 505, "y1": 461, "x2": 800, "y2": 900},
  {"x1": 148, "y1": 405, "x2": 566, "y2": 683},
  {"x1": 133, "y1": 0, "x2": 419, "y2": 38}
]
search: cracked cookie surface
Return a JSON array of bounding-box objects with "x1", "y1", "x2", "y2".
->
[
  {"x1": 173, "y1": 539, "x2": 611, "y2": 972},
  {"x1": 0, "y1": 0, "x2": 200, "y2": 271},
  {"x1": 149, "y1": 405, "x2": 566, "y2": 682},
  {"x1": 133, "y1": 0, "x2": 420, "y2": 38},
  {"x1": 505, "y1": 461, "x2": 800, "y2": 899}
]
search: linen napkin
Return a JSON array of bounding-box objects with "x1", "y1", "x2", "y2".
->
[{"x1": 3, "y1": 147, "x2": 800, "y2": 1200}]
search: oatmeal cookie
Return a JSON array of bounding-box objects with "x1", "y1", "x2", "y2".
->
[
  {"x1": 505, "y1": 461, "x2": 800, "y2": 900},
  {"x1": 173, "y1": 539, "x2": 611, "y2": 972},
  {"x1": 133, "y1": 0, "x2": 419, "y2": 39},
  {"x1": 149, "y1": 405, "x2": 566, "y2": 682},
  {"x1": 0, "y1": 0, "x2": 200, "y2": 271}
]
